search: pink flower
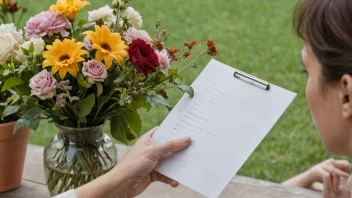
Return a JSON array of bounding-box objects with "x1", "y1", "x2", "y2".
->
[
  {"x1": 58, "y1": 80, "x2": 72, "y2": 90},
  {"x1": 155, "y1": 49, "x2": 171, "y2": 75},
  {"x1": 56, "y1": 93, "x2": 67, "y2": 107},
  {"x1": 82, "y1": 60, "x2": 107, "y2": 84},
  {"x1": 83, "y1": 40, "x2": 92, "y2": 50},
  {"x1": 29, "y1": 69, "x2": 58, "y2": 100},
  {"x1": 124, "y1": 27, "x2": 152, "y2": 45},
  {"x1": 24, "y1": 11, "x2": 72, "y2": 39}
]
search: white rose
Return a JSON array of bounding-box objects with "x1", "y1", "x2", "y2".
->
[
  {"x1": 0, "y1": 23, "x2": 24, "y2": 44},
  {"x1": 123, "y1": 7, "x2": 143, "y2": 28},
  {"x1": 88, "y1": 5, "x2": 116, "y2": 26},
  {"x1": 21, "y1": 38, "x2": 45, "y2": 54},
  {"x1": 0, "y1": 33, "x2": 21, "y2": 64}
]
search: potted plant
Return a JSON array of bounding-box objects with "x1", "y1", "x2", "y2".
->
[
  {"x1": 0, "y1": 0, "x2": 32, "y2": 192},
  {"x1": 11, "y1": 0, "x2": 217, "y2": 195}
]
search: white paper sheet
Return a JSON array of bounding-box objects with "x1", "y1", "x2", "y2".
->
[{"x1": 152, "y1": 59, "x2": 296, "y2": 198}]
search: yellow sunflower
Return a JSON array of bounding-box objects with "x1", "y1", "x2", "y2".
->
[
  {"x1": 42, "y1": 38, "x2": 88, "y2": 79},
  {"x1": 83, "y1": 25, "x2": 129, "y2": 70},
  {"x1": 0, "y1": 0, "x2": 10, "y2": 5},
  {"x1": 49, "y1": 0, "x2": 90, "y2": 21}
]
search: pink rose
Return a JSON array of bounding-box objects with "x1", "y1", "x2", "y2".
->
[
  {"x1": 124, "y1": 27, "x2": 152, "y2": 45},
  {"x1": 155, "y1": 49, "x2": 171, "y2": 75},
  {"x1": 29, "y1": 69, "x2": 58, "y2": 100},
  {"x1": 82, "y1": 60, "x2": 107, "y2": 84},
  {"x1": 24, "y1": 11, "x2": 72, "y2": 39}
]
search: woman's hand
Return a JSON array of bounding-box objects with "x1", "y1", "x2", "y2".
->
[
  {"x1": 283, "y1": 158, "x2": 350, "y2": 196},
  {"x1": 75, "y1": 127, "x2": 191, "y2": 198},
  {"x1": 307, "y1": 159, "x2": 350, "y2": 192}
]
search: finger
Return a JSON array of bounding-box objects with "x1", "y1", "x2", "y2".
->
[
  {"x1": 154, "y1": 137, "x2": 191, "y2": 155},
  {"x1": 331, "y1": 160, "x2": 351, "y2": 173},
  {"x1": 146, "y1": 127, "x2": 159, "y2": 137},
  {"x1": 331, "y1": 167, "x2": 350, "y2": 179},
  {"x1": 151, "y1": 171, "x2": 179, "y2": 187},
  {"x1": 322, "y1": 172, "x2": 332, "y2": 194},
  {"x1": 332, "y1": 175, "x2": 339, "y2": 192}
]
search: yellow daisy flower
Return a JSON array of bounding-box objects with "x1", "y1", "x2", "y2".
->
[
  {"x1": 42, "y1": 38, "x2": 88, "y2": 79},
  {"x1": 49, "y1": 0, "x2": 90, "y2": 21},
  {"x1": 83, "y1": 25, "x2": 129, "y2": 70}
]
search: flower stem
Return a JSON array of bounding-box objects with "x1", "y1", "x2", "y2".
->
[
  {"x1": 11, "y1": 13, "x2": 15, "y2": 24},
  {"x1": 92, "y1": 68, "x2": 133, "y2": 123},
  {"x1": 16, "y1": 12, "x2": 24, "y2": 27},
  {"x1": 71, "y1": 21, "x2": 76, "y2": 38},
  {"x1": 178, "y1": 50, "x2": 206, "y2": 73}
]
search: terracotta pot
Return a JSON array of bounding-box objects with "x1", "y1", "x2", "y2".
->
[{"x1": 0, "y1": 121, "x2": 30, "y2": 192}]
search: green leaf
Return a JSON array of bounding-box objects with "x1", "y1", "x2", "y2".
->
[
  {"x1": 110, "y1": 116, "x2": 137, "y2": 145},
  {"x1": 74, "y1": 94, "x2": 95, "y2": 117},
  {"x1": 28, "y1": 42, "x2": 34, "y2": 54},
  {"x1": 13, "y1": 85, "x2": 31, "y2": 96},
  {"x1": 78, "y1": 116, "x2": 87, "y2": 124},
  {"x1": 129, "y1": 94, "x2": 151, "y2": 110},
  {"x1": 2, "y1": 69, "x2": 10, "y2": 76},
  {"x1": 96, "y1": 82, "x2": 103, "y2": 97},
  {"x1": 1, "y1": 105, "x2": 20, "y2": 120},
  {"x1": 21, "y1": 47, "x2": 30, "y2": 56},
  {"x1": 77, "y1": 73, "x2": 92, "y2": 88},
  {"x1": 147, "y1": 94, "x2": 171, "y2": 108},
  {"x1": 69, "y1": 96, "x2": 79, "y2": 102},
  {"x1": 125, "y1": 110, "x2": 142, "y2": 136},
  {"x1": 78, "y1": 19, "x2": 87, "y2": 28},
  {"x1": 7, "y1": 94, "x2": 20, "y2": 105},
  {"x1": 59, "y1": 115, "x2": 69, "y2": 121},
  {"x1": 1, "y1": 76, "x2": 24, "y2": 92},
  {"x1": 178, "y1": 85, "x2": 195, "y2": 98},
  {"x1": 13, "y1": 106, "x2": 43, "y2": 133}
]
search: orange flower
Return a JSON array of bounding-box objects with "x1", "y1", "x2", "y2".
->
[
  {"x1": 184, "y1": 40, "x2": 200, "y2": 50},
  {"x1": 183, "y1": 52, "x2": 191, "y2": 58},
  {"x1": 166, "y1": 47, "x2": 180, "y2": 61},
  {"x1": 206, "y1": 39, "x2": 218, "y2": 56}
]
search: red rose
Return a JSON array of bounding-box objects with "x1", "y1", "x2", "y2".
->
[
  {"x1": 128, "y1": 39, "x2": 160, "y2": 76},
  {"x1": 8, "y1": 2, "x2": 19, "y2": 13}
]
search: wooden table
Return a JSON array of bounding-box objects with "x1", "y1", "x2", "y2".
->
[{"x1": 0, "y1": 144, "x2": 323, "y2": 198}]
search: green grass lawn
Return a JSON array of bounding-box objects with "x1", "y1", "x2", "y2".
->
[{"x1": 18, "y1": 0, "x2": 334, "y2": 183}]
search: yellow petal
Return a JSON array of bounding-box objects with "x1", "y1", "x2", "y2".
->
[
  {"x1": 51, "y1": 65, "x2": 60, "y2": 74},
  {"x1": 95, "y1": 50, "x2": 104, "y2": 61},
  {"x1": 59, "y1": 68, "x2": 67, "y2": 79},
  {"x1": 104, "y1": 55, "x2": 113, "y2": 70}
]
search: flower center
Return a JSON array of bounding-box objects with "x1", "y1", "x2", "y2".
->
[
  {"x1": 60, "y1": 54, "x2": 70, "y2": 62},
  {"x1": 101, "y1": 43, "x2": 111, "y2": 51}
]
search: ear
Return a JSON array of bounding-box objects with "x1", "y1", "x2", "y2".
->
[{"x1": 339, "y1": 74, "x2": 352, "y2": 118}]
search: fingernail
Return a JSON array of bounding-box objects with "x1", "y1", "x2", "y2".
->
[
  {"x1": 183, "y1": 136, "x2": 191, "y2": 143},
  {"x1": 172, "y1": 181, "x2": 179, "y2": 187}
]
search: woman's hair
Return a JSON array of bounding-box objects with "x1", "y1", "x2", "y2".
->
[{"x1": 294, "y1": 0, "x2": 352, "y2": 83}]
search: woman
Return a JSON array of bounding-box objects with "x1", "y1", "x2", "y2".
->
[
  {"x1": 282, "y1": 0, "x2": 352, "y2": 197},
  {"x1": 57, "y1": 0, "x2": 352, "y2": 197}
]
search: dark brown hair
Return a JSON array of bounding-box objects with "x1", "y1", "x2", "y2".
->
[{"x1": 294, "y1": 0, "x2": 352, "y2": 83}]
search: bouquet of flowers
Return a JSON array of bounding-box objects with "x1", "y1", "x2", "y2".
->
[{"x1": 0, "y1": 0, "x2": 217, "y2": 195}]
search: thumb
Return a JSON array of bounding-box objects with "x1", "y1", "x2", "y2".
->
[{"x1": 154, "y1": 137, "x2": 191, "y2": 156}]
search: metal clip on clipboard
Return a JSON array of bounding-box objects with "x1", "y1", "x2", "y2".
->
[{"x1": 234, "y1": 70, "x2": 271, "y2": 91}]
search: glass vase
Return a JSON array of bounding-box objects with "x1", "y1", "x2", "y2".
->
[{"x1": 43, "y1": 123, "x2": 117, "y2": 196}]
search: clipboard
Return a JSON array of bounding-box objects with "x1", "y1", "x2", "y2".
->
[
  {"x1": 152, "y1": 59, "x2": 296, "y2": 198},
  {"x1": 233, "y1": 70, "x2": 271, "y2": 91}
]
